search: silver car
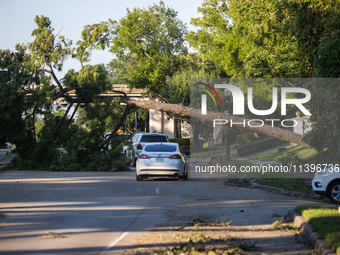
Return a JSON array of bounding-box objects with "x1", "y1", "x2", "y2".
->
[{"x1": 136, "y1": 142, "x2": 188, "y2": 181}]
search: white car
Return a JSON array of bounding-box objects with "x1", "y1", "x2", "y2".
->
[
  {"x1": 129, "y1": 133, "x2": 168, "y2": 166},
  {"x1": 136, "y1": 142, "x2": 188, "y2": 181},
  {"x1": 311, "y1": 168, "x2": 340, "y2": 203}
]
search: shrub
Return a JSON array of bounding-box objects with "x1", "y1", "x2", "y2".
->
[
  {"x1": 168, "y1": 138, "x2": 190, "y2": 146},
  {"x1": 182, "y1": 146, "x2": 190, "y2": 151},
  {"x1": 235, "y1": 131, "x2": 260, "y2": 144},
  {"x1": 10, "y1": 135, "x2": 130, "y2": 172},
  {"x1": 279, "y1": 152, "x2": 304, "y2": 166},
  {"x1": 236, "y1": 137, "x2": 288, "y2": 157}
]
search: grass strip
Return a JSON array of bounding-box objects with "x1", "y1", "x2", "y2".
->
[
  {"x1": 236, "y1": 136, "x2": 288, "y2": 157},
  {"x1": 296, "y1": 205, "x2": 340, "y2": 254},
  {"x1": 249, "y1": 145, "x2": 317, "y2": 162},
  {"x1": 188, "y1": 149, "x2": 216, "y2": 158}
]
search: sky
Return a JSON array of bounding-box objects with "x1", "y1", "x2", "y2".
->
[{"x1": 0, "y1": 0, "x2": 203, "y2": 79}]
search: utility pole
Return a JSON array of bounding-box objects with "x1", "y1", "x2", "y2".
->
[
  {"x1": 135, "y1": 112, "x2": 137, "y2": 134},
  {"x1": 161, "y1": 110, "x2": 164, "y2": 133}
]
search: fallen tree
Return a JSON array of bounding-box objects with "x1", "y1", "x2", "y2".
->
[
  {"x1": 2, "y1": 15, "x2": 312, "y2": 172},
  {"x1": 120, "y1": 98, "x2": 311, "y2": 149}
]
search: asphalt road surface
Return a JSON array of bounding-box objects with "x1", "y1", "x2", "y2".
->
[{"x1": 0, "y1": 167, "x2": 327, "y2": 255}]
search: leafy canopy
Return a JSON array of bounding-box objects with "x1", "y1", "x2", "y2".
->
[
  {"x1": 110, "y1": 1, "x2": 188, "y2": 94},
  {"x1": 1, "y1": 15, "x2": 130, "y2": 171}
]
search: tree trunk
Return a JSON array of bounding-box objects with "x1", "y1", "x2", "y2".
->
[
  {"x1": 122, "y1": 98, "x2": 312, "y2": 148},
  {"x1": 191, "y1": 120, "x2": 201, "y2": 152}
]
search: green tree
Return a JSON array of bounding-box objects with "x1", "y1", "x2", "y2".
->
[
  {"x1": 186, "y1": 1, "x2": 231, "y2": 74},
  {"x1": 305, "y1": 79, "x2": 340, "y2": 154},
  {"x1": 106, "y1": 58, "x2": 132, "y2": 85},
  {"x1": 0, "y1": 50, "x2": 42, "y2": 151},
  {"x1": 279, "y1": 0, "x2": 340, "y2": 77},
  {"x1": 187, "y1": 0, "x2": 303, "y2": 78},
  {"x1": 314, "y1": 35, "x2": 340, "y2": 78},
  {"x1": 188, "y1": 0, "x2": 340, "y2": 78},
  {"x1": 162, "y1": 67, "x2": 221, "y2": 150},
  {"x1": 304, "y1": 35, "x2": 340, "y2": 154},
  {"x1": 110, "y1": 1, "x2": 188, "y2": 95},
  {"x1": 281, "y1": 1, "x2": 340, "y2": 153},
  {"x1": 1, "y1": 15, "x2": 129, "y2": 171},
  {"x1": 187, "y1": 0, "x2": 340, "y2": 155}
]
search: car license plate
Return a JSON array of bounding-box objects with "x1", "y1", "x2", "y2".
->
[{"x1": 156, "y1": 158, "x2": 164, "y2": 162}]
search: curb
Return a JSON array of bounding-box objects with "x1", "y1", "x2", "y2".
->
[
  {"x1": 288, "y1": 210, "x2": 336, "y2": 255},
  {"x1": 251, "y1": 182, "x2": 285, "y2": 193},
  {"x1": 250, "y1": 181, "x2": 326, "y2": 201}
]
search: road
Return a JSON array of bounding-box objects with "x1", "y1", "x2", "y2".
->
[{"x1": 0, "y1": 167, "x2": 328, "y2": 255}]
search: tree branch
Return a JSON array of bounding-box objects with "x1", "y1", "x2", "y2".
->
[
  {"x1": 48, "y1": 64, "x2": 64, "y2": 92},
  {"x1": 50, "y1": 101, "x2": 74, "y2": 139},
  {"x1": 99, "y1": 104, "x2": 133, "y2": 151},
  {"x1": 66, "y1": 101, "x2": 80, "y2": 128},
  {"x1": 108, "y1": 104, "x2": 132, "y2": 141},
  {"x1": 140, "y1": 48, "x2": 164, "y2": 67},
  {"x1": 74, "y1": 79, "x2": 91, "y2": 102},
  {"x1": 112, "y1": 90, "x2": 128, "y2": 99}
]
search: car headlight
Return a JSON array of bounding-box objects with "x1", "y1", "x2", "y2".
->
[{"x1": 315, "y1": 168, "x2": 333, "y2": 177}]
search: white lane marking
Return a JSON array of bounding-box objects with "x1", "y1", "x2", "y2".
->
[
  {"x1": 105, "y1": 231, "x2": 129, "y2": 250},
  {"x1": 156, "y1": 188, "x2": 160, "y2": 194},
  {"x1": 102, "y1": 197, "x2": 151, "y2": 253}
]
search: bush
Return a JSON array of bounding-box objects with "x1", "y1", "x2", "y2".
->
[
  {"x1": 168, "y1": 138, "x2": 190, "y2": 146},
  {"x1": 49, "y1": 153, "x2": 82, "y2": 172},
  {"x1": 182, "y1": 146, "x2": 190, "y2": 151},
  {"x1": 169, "y1": 138, "x2": 191, "y2": 153},
  {"x1": 279, "y1": 152, "x2": 304, "y2": 166},
  {"x1": 10, "y1": 138, "x2": 57, "y2": 170},
  {"x1": 236, "y1": 137, "x2": 288, "y2": 157},
  {"x1": 235, "y1": 131, "x2": 260, "y2": 144},
  {"x1": 10, "y1": 135, "x2": 130, "y2": 172}
]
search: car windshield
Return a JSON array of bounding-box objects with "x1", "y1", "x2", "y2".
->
[
  {"x1": 144, "y1": 144, "x2": 177, "y2": 152},
  {"x1": 140, "y1": 135, "x2": 167, "y2": 142}
]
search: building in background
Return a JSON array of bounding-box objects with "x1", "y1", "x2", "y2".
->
[{"x1": 149, "y1": 110, "x2": 187, "y2": 139}]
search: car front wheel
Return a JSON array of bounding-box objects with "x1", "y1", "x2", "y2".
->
[{"x1": 327, "y1": 181, "x2": 340, "y2": 203}]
